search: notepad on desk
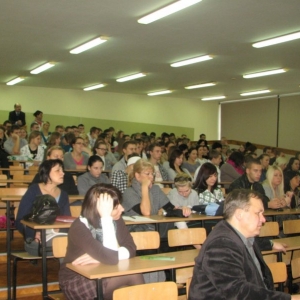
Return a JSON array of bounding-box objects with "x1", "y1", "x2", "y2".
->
[
  {"x1": 140, "y1": 255, "x2": 175, "y2": 261},
  {"x1": 122, "y1": 216, "x2": 154, "y2": 222},
  {"x1": 56, "y1": 216, "x2": 76, "y2": 223}
]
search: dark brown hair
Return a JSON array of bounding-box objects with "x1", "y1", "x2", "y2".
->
[{"x1": 81, "y1": 184, "x2": 122, "y2": 228}]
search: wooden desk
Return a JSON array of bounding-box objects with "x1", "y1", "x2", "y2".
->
[
  {"x1": 275, "y1": 236, "x2": 300, "y2": 251},
  {"x1": 0, "y1": 178, "x2": 33, "y2": 187},
  {"x1": 0, "y1": 179, "x2": 32, "y2": 183},
  {"x1": 20, "y1": 220, "x2": 71, "y2": 299},
  {"x1": 67, "y1": 249, "x2": 199, "y2": 300},
  {"x1": 65, "y1": 169, "x2": 111, "y2": 174},
  {"x1": 0, "y1": 194, "x2": 84, "y2": 204},
  {"x1": 264, "y1": 208, "x2": 300, "y2": 221},
  {"x1": 124, "y1": 214, "x2": 222, "y2": 228}
]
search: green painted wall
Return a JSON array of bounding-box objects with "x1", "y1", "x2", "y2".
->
[{"x1": 0, "y1": 110, "x2": 194, "y2": 138}]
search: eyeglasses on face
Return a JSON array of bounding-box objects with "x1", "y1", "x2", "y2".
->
[
  {"x1": 141, "y1": 172, "x2": 156, "y2": 177},
  {"x1": 97, "y1": 148, "x2": 107, "y2": 151}
]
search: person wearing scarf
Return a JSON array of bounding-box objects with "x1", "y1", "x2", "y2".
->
[{"x1": 59, "y1": 184, "x2": 144, "y2": 300}]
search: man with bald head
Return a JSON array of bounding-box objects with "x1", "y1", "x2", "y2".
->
[{"x1": 8, "y1": 103, "x2": 26, "y2": 126}]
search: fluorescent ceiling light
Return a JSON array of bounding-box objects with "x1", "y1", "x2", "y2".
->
[
  {"x1": 116, "y1": 73, "x2": 146, "y2": 82},
  {"x1": 171, "y1": 55, "x2": 212, "y2": 67},
  {"x1": 138, "y1": 0, "x2": 202, "y2": 24},
  {"x1": 148, "y1": 90, "x2": 171, "y2": 96},
  {"x1": 201, "y1": 96, "x2": 225, "y2": 101},
  {"x1": 185, "y1": 82, "x2": 216, "y2": 89},
  {"x1": 83, "y1": 84, "x2": 106, "y2": 91},
  {"x1": 6, "y1": 77, "x2": 25, "y2": 86},
  {"x1": 243, "y1": 69, "x2": 286, "y2": 79},
  {"x1": 240, "y1": 89, "x2": 270, "y2": 96},
  {"x1": 70, "y1": 37, "x2": 108, "y2": 54},
  {"x1": 30, "y1": 62, "x2": 55, "y2": 74},
  {"x1": 253, "y1": 31, "x2": 300, "y2": 48}
]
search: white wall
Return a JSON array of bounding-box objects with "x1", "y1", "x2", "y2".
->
[{"x1": 0, "y1": 85, "x2": 219, "y2": 140}]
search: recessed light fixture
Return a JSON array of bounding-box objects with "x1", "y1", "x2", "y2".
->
[
  {"x1": 70, "y1": 37, "x2": 108, "y2": 54},
  {"x1": 253, "y1": 31, "x2": 300, "y2": 48},
  {"x1": 243, "y1": 68, "x2": 286, "y2": 79},
  {"x1": 138, "y1": 0, "x2": 202, "y2": 24},
  {"x1": 201, "y1": 96, "x2": 226, "y2": 101},
  {"x1": 240, "y1": 89, "x2": 270, "y2": 96},
  {"x1": 30, "y1": 62, "x2": 55, "y2": 74},
  {"x1": 116, "y1": 73, "x2": 146, "y2": 82},
  {"x1": 6, "y1": 77, "x2": 25, "y2": 86},
  {"x1": 171, "y1": 55, "x2": 212, "y2": 67},
  {"x1": 83, "y1": 84, "x2": 106, "y2": 91},
  {"x1": 148, "y1": 90, "x2": 171, "y2": 96},
  {"x1": 185, "y1": 82, "x2": 216, "y2": 89}
]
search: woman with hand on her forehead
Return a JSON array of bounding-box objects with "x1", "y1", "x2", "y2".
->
[
  {"x1": 59, "y1": 184, "x2": 144, "y2": 300},
  {"x1": 193, "y1": 162, "x2": 224, "y2": 204}
]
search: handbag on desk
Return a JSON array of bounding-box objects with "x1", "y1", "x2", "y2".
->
[
  {"x1": 23, "y1": 194, "x2": 60, "y2": 225},
  {"x1": 23, "y1": 194, "x2": 60, "y2": 256}
]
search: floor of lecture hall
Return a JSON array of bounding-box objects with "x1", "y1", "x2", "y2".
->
[{"x1": 0, "y1": 231, "x2": 59, "y2": 300}]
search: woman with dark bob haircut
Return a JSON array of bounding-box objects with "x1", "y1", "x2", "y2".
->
[
  {"x1": 77, "y1": 155, "x2": 110, "y2": 195},
  {"x1": 193, "y1": 162, "x2": 224, "y2": 204},
  {"x1": 16, "y1": 159, "x2": 71, "y2": 248},
  {"x1": 59, "y1": 183, "x2": 144, "y2": 299}
]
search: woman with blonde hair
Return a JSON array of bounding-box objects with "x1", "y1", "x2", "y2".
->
[
  {"x1": 41, "y1": 121, "x2": 51, "y2": 145},
  {"x1": 273, "y1": 156, "x2": 287, "y2": 171},
  {"x1": 263, "y1": 165, "x2": 292, "y2": 209},
  {"x1": 167, "y1": 173, "x2": 198, "y2": 247},
  {"x1": 123, "y1": 159, "x2": 189, "y2": 217}
]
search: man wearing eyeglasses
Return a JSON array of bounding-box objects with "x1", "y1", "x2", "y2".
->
[{"x1": 189, "y1": 189, "x2": 295, "y2": 300}]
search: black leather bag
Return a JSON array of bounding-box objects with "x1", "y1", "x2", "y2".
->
[{"x1": 23, "y1": 194, "x2": 60, "y2": 225}]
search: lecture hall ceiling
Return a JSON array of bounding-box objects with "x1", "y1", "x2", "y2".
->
[{"x1": 0, "y1": 0, "x2": 300, "y2": 102}]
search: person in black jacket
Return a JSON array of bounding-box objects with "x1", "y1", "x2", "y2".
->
[
  {"x1": 8, "y1": 103, "x2": 26, "y2": 126},
  {"x1": 30, "y1": 146, "x2": 78, "y2": 195},
  {"x1": 228, "y1": 158, "x2": 269, "y2": 209},
  {"x1": 188, "y1": 189, "x2": 294, "y2": 300},
  {"x1": 228, "y1": 158, "x2": 288, "y2": 253}
]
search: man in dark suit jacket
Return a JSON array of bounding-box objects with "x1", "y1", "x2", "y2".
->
[
  {"x1": 8, "y1": 103, "x2": 26, "y2": 126},
  {"x1": 188, "y1": 189, "x2": 293, "y2": 300}
]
